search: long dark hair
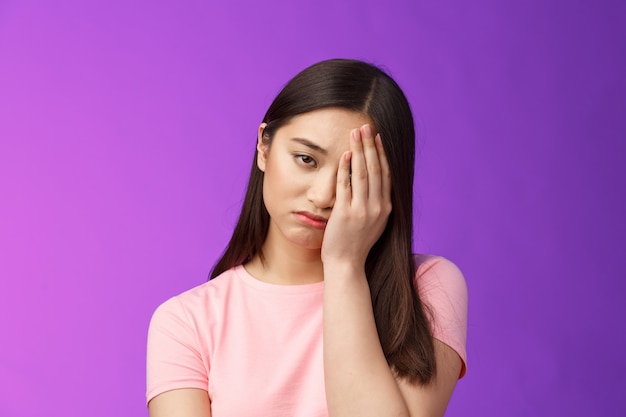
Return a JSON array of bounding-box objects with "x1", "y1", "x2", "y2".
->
[{"x1": 210, "y1": 59, "x2": 435, "y2": 384}]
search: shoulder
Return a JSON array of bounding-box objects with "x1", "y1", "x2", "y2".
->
[
  {"x1": 146, "y1": 267, "x2": 242, "y2": 404},
  {"x1": 149, "y1": 267, "x2": 241, "y2": 330},
  {"x1": 412, "y1": 253, "x2": 468, "y2": 377},
  {"x1": 413, "y1": 254, "x2": 467, "y2": 299}
]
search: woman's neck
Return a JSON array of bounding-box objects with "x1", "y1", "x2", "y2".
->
[{"x1": 245, "y1": 230, "x2": 325, "y2": 285}]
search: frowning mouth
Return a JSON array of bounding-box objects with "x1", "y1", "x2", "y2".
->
[{"x1": 294, "y1": 211, "x2": 328, "y2": 230}]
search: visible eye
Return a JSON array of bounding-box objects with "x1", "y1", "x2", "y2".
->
[{"x1": 294, "y1": 154, "x2": 317, "y2": 167}]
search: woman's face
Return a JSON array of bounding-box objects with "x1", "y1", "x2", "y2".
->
[{"x1": 257, "y1": 107, "x2": 375, "y2": 251}]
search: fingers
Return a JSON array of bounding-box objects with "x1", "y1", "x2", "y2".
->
[
  {"x1": 375, "y1": 132, "x2": 392, "y2": 204},
  {"x1": 335, "y1": 150, "x2": 352, "y2": 207},
  {"x1": 349, "y1": 124, "x2": 385, "y2": 204},
  {"x1": 349, "y1": 128, "x2": 367, "y2": 205},
  {"x1": 361, "y1": 124, "x2": 383, "y2": 200}
]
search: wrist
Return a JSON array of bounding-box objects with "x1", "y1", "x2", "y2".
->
[{"x1": 323, "y1": 260, "x2": 367, "y2": 282}]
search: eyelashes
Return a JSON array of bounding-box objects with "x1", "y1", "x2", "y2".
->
[{"x1": 294, "y1": 154, "x2": 317, "y2": 168}]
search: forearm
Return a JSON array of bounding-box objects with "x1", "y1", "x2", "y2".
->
[{"x1": 323, "y1": 261, "x2": 409, "y2": 417}]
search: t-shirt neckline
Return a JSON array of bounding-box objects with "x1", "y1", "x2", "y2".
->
[{"x1": 234, "y1": 264, "x2": 325, "y2": 295}]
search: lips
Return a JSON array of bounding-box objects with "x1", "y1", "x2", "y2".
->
[
  {"x1": 298, "y1": 212, "x2": 328, "y2": 222},
  {"x1": 294, "y1": 211, "x2": 328, "y2": 230}
]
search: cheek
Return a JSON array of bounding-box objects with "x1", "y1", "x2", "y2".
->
[{"x1": 263, "y1": 155, "x2": 297, "y2": 198}]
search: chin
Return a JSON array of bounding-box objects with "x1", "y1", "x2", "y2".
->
[{"x1": 290, "y1": 234, "x2": 323, "y2": 251}]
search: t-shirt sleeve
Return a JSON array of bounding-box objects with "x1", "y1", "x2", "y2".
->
[
  {"x1": 146, "y1": 296, "x2": 208, "y2": 405},
  {"x1": 415, "y1": 255, "x2": 468, "y2": 378}
]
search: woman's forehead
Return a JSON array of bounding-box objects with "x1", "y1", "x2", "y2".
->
[{"x1": 275, "y1": 108, "x2": 375, "y2": 153}]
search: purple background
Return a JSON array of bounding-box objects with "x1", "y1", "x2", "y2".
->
[{"x1": 1, "y1": 0, "x2": 625, "y2": 416}]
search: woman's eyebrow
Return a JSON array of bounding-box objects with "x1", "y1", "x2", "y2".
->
[{"x1": 290, "y1": 137, "x2": 328, "y2": 155}]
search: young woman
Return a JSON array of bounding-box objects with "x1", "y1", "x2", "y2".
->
[{"x1": 146, "y1": 59, "x2": 468, "y2": 417}]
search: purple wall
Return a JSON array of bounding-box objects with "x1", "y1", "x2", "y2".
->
[{"x1": 1, "y1": 0, "x2": 624, "y2": 416}]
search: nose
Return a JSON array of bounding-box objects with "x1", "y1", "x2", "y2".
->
[{"x1": 307, "y1": 170, "x2": 336, "y2": 209}]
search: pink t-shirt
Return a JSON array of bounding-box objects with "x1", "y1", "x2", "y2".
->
[{"x1": 146, "y1": 255, "x2": 468, "y2": 415}]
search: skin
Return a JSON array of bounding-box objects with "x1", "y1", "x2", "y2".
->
[{"x1": 148, "y1": 108, "x2": 462, "y2": 417}]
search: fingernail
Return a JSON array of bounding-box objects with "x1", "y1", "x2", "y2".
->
[
  {"x1": 375, "y1": 133, "x2": 382, "y2": 145},
  {"x1": 362, "y1": 124, "x2": 372, "y2": 137},
  {"x1": 353, "y1": 129, "x2": 362, "y2": 143}
]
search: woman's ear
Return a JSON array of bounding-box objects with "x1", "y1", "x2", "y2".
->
[{"x1": 257, "y1": 123, "x2": 268, "y2": 172}]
